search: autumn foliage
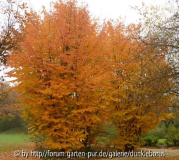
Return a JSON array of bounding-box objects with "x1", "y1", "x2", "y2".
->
[
  {"x1": 101, "y1": 23, "x2": 174, "y2": 150},
  {"x1": 8, "y1": 0, "x2": 175, "y2": 151}
]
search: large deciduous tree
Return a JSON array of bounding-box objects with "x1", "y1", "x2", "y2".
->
[
  {"x1": 101, "y1": 22, "x2": 174, "y2": 151},
  {"x1": 8, "y1": 0, "x2": 106, "y2": 151}
]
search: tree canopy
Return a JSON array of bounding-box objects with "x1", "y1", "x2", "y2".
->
[{"x1": 3, "y1": 0, "x2": 177, "y2": 151}]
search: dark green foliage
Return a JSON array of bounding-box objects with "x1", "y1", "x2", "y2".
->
[
  {"x1": 140, "y1": 135, "x2": 159, "y2": 147},
  {"x1": 0, "y1": 115, "x2": 23, "y2": 132},
  {"x1": 173, "y1": 138, "x2": 179, "y2": 146},
  {"x1": 164, "y1": 134, "x2": 179, "y2": 147},
  {"x1": 0, "y1": 82, "x2": 26, "y2": 132},
  {"x1": 164, "y1": 135, "x2": 173, "y2": 147}
]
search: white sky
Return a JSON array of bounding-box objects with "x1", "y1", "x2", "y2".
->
[{"x1": 28, "y1": 0, "x2": 168, "y2": 24}]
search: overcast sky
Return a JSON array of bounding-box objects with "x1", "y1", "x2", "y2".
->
[{"x1": 28, "y1": 0, "x2": 168, "y2": 24}]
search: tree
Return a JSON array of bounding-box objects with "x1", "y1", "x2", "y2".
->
[
  {"x1": 135, "y1": 0, "x2": 179, "y2": 95},
  {"x1": 8, "y1": 0, "x2": 106, "y2": 151},
  {"x1": 101, "y1": 21, "x2": 175, "y2": 151},
  {"x1": 0, "y1": 82, "x2": 23, "y2": 132},
  {"x1": 0, "y1": 0, "x2": 27, "y2": 64}
]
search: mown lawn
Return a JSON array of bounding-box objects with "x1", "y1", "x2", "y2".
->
[
  {"x1": 0, "y1": 132, "x2": 179, "y2": 160},
  {"x1": 0, "y1": 133, "x2": 34, "y2": 153},
  {"x1": 158, "y1": 139, "x2": 166, "y2": 146},
  {"x1": 0, "y1": 133, "x2": 32, "y2": 144},
  {"x1": 0, "y1": 131, "x2": 36, "y2": 160}
]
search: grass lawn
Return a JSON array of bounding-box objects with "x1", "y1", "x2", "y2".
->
[
  {"x1": 0, "y1": 133, "x2": 32, "y2": 144},
  {"x1": 158, "y1": 139, "x2": 166, "y2": 144},
  {"x1": 0, "y1": 131, "x2": 178, "y2": 160},
  {"x1": 0, "y1": 133, "x2": 34, "y2": 153}
]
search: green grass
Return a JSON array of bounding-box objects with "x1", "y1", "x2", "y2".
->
[
  {"x1": 0, "y1": 133, "x2": 34, "y2": 152},
  {"x1": 0, "y1": 133, "x2": 32, "y2": 144},
  {"x1": 158, "y1": 139, "x2": 166, "y2": 146},
  {"x1": 2, "y1": 127, "x2": 28, "y2": 134},
  {"x1": 158, "y1": 139, "x2": 166, "y2": 143},
  {"x1": 0, "y1": 127, "x2": 30, "y2": 145}
]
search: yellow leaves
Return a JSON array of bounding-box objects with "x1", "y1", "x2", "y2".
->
[
  {"x1": 100, "y1": 105, "x2": 106, "y2": 109},
  {"x1": 165, "y1": 113, "x2": 174, "y2": 119}
]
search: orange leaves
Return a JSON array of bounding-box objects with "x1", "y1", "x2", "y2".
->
[
  {"x1": 99, "y1": 20, "x2": 175, "y2": 150},
  {"x1": 8, "y1": 0, "x2": 105, "y2": 151},
  {"x1": 7, "y1": 0, "x2": 175, "y2": 152}
]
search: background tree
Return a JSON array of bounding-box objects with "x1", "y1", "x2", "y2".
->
[
  {"x1": 0, "y1": 82, "x2": 23, "y2": 132},
  {"x1": 0, "y1": 0, "x2": 27, "y2": 63},
  {"x1": 101, "y1": 21, "x2": 175, "y2": 151},
  {"x1": 0, "y1": 0, "x2": 28, "y2": 133},
  {"x1": 135, "y1": 0, "x2": 179, "y2": 95}
]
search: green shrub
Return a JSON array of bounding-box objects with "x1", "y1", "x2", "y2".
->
[
  {"x1": 146, "y1": 127, "x2": 166, "y2": 139},
  {"x1": 164, "y1": 135, "x2": 173, "y2": 147},
  {"x1": 152, "y1": 136, "x2": 159, "y2": 146},
  {"x1": 173, "y1": 138, "x2": 179, "y2": 146},
  {"x1": 164, "y1": 126, "x2": 179, "y2": 147},
  {"x1": 140, "y1": 135, "x2": 159, "y2": 147},
  {"x1": 164, "y1": 135, "x2": 179, "y2": 147}
]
